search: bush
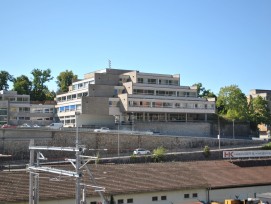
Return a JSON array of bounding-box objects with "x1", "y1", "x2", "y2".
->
[
  {"x1": 152, "y1": 146, "x2": 166, "y2": 162},
  {"x1": 203, "y1": 145, "x2": 211, "y2": 158},
  {"x1": 262, "y1": 142, "x2": 271, "y2": 150}
]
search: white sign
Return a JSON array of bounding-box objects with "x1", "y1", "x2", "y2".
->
[{"x1": 223, "y1": 150, "x2": 271, "y2": 158}]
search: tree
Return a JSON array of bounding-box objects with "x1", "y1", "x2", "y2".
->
[
  {"x1": 44, "y1": 89, "x2": 56, "y2": 101},
  {"x1": 56, "y1": 70, "x2": 77, "y2": 93},
  {"x1": 0, "y1": 71, "x2": 14, "y2": 90},
  {"x1": 30, "y1": 68, "x2": 54, "y2": 101},
  {"x1": 248, "y1": 95, "x2": 271, "y2": 131},
  {"x1": 193, "y1": 83, "x2": 216, "y2": 98},
  {"x1": 216, "y1": 85, "x2": 248, "y2": 121},
  {"x1": 13, "y1": 75, "x2": 32, "y2": 95}
]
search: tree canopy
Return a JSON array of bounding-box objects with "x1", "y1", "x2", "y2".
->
[
  {"x1": 13, "y1": 75, "x2": 32, "y2": 95},
  {"x1": 0, "y1": 71, "x2": 14, "y2": 91},
  {"x1": 30, "y1": 68, "x2": 54, "y2": 101},
  {"x1": 56, "y1": 70, "x2": 77, "y2": 93},
  {"x1": 193, "y1": 83, "x2": 216, "y2": 98},
  {"x1": 248, "y1": 95, "x2": 271, "y2": 130},
  {"x1": 216, "y1": 85, "x2": 248, "y2": 121}
]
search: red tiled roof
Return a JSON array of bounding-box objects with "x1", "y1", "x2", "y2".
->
[{"x1": 1, "y1": 160, "x2": 271, "y2": 202}]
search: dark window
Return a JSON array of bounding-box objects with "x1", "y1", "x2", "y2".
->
[
  {"x1": 127, "y1": 198, "x2": 133, "y2": 203},
  {"x1": 90, "y1": 202, "x2": 97, "y2": 204},
  {"x1": 118, "y1": 199, "x2": 124, "y2": 204},
  {"x1": 192, "y1": 193, "x2": 198, "y2": 198},
  {"x1": 161, "y1": 196, "x2": 167, "y2": 200},
  {"x1": 152, "y1": 196, "x2": 158, "y2": 201},
  {"x1": 184, "y1": 194, "x2": 190, "y2": 199}
]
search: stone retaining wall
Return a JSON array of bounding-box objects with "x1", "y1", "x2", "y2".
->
[{"x1": 0, "y1": 129, "x2": 265, "y2": 161}]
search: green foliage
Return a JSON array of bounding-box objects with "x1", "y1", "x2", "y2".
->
[
  {"x1": 152, "y1": 146, "x2": 166, "y2": 162},
  {"x1": 216, "y1": 85, "x2": 248, "y2": 121},
  {"x1": 30, "y1": 68, "x2": 54, "y2": 101},
  {"x1": 248, "y1": 95, "x2": 271, "y2": 131},
  {"x1": 193, "y1": 83, "x2": 216, "y2": 98},
  {"x1": 13, "y1": 75, "x2": 32, "y2": 95},
  {"x1": 95, "y1": 152, "x2": 100, "y2": 165},
  {"x1": 56, "y1": 70, "x2": 78, "y2": 93},
  {"x1": 203, "y1": 145, "x2": 211, "y2": 158},
  {"x1": 261, "y1": 142, "x2": 271, "y2": 150},
  {"x1": 44, "y1": 90, "x2": 56, "y2": 101},
  {"x1": 130, "y1": 154, "x2": 136, "y2": 160},
  {"x1": 0, "y1": 70, "x2": 14, "y2": 90}
]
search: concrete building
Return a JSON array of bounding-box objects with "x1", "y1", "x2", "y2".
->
[
  {"x1": 0, "y1": 90, "x2": 56, "y2": 126},
  {"x1": 55, "y1": 68, "x2": 216, "y2": 128}
]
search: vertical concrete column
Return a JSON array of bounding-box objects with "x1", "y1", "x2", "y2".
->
[{"x1": 143, "y1": 112, "x2": 145, "y2": 122}]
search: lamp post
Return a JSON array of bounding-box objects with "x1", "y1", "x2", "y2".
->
[
  {"x1": 75, "y1": 111, "x2": 81, "y2": 204},
  {"x1": 117, "y1": 115, "x2": 120, "y2": 158},
  {"x1": 218, "y1": 114, "x2": 221, "y2": 150},
  {"x1": 132, "y1": 112, "x2": 134, "y2": 132},
  {"x1": 233, "y1": 119, "x2": 235, "y2": 139}
]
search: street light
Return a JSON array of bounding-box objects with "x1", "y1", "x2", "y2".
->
[
  {"x1": 117, "y1": 115, "x2": 120, "y2": 158},
  {"x1": 132, "y1": 112, "x2": 134, "y2": 132},
  {"x1": 218, "y1": 114, "x2": 221, "y2": 150},
  {"x1": 75, "y1": 111, "x2": 81, "y2": 204},
  {"x1": 233, "y1": 119, "x2": 235, "y2": 139}
]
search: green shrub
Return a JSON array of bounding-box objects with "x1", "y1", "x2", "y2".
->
[
  {"x1": 95, "y1": 152, "x2": 100, "y2": 164},
  {"x1": 203, "y1": 145, "x2": 211, "y2": 158},
  {"x1": 152, "y1": 146, "x2": 166, "y2": 162},
  {"x1": 262, "y1": 142, "x2": 271, "y2": 150}
]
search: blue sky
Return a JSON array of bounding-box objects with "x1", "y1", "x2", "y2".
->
[{"x1": 0, "y1": 0, "x2": 270, "y2": 95}]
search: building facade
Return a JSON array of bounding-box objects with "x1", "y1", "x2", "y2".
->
[
  {"x1": 55, "y1": 68, "x2": 216, "y2": 128},
  {"x1": 0, "y1": 90, "x2": 56, "y2": 126}
]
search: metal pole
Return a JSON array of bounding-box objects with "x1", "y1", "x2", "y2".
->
[
  {"x1": 75, "y1": 112, "x2": 81, "y2": 204},
  {"x1": 218, "y1": 115, "x2": 221, "y2": 150},
  {"x1": 233, "y1": 119, "x2": 235, "y2": 139},
  {"x1": 218, "y1": 134, "x2": 220, "y2": 150},
  {"x1": 132, "y1": 112, "x2": 134, "y2": 132},
  {"x1": 118, "y1": 115, "x2": 120, "y2": 158},
  {"x1": 29, "y1": 140, "x2": 34, "y2": 204}
]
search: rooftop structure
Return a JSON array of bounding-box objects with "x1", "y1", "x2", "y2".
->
[{"x1": 1, "y1": 160, "x2": 271, "y2": 203}]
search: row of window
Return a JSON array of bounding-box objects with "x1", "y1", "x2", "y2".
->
[
  {"x1": 72, "y1": 80, "x2": 94, "y2": 91},
  {"x1": 10, "y1": 117, "x2": 53, "y2": 121},
  {"x1": 130, "y1": 113, "x2": 200, "y2": 122},
  {"x1": 56, "y1": 92, "x2": 88, "y2": 102},
  {"x1": 133, "y1": 89, "x2": 196, "y2": 97},
  {"x1": 0, "y1": 108, "x2": 7, "y2": 115},
  {"x1": 59, "y1": 115, "x2": 76, "y2": 126},
  {"x1": 137, "y1": 78, "x2": 179, "y2": 86},
  {"x1": 0, "y1": 96, "x2": 29, "y2": 102},
  {"x1": 90, "y1": 193, "x2": 198, "y2": 204},
  {"x1": 58, "y1": 105, "x2": 81, "y2": 113},
  {"x1": 128, "y1": 101, "x2": 214, "y2": 109},
  {"x1": 90, "y1": 198, "x2": 133, "y2": 204},
  {"x1": 8, "y1": 107, "x2": 54, "y2": 113}
]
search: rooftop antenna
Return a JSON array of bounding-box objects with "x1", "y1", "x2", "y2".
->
[{"x1": 108, "y1": 59, "x2": 111, "y2": 69}]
